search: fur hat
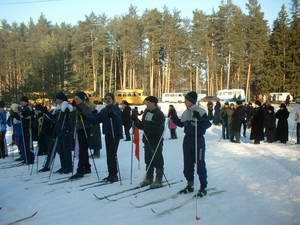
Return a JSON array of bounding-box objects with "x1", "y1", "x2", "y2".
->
[
  {"x1": 20, "y1": 96, "x2": 29, "y2": 103},
  {"x1": 144, "y1": 96, "x2": 158, "y2": 104},
  {"x1": 55, "y1": 92, "x2": 68, "y2": 102},
  {"x1": 75, "y1": 91, "x2": 87, "y2": 102},
  {"x1": 185, "y1": 91, "x2": 198, "y2": 104}
]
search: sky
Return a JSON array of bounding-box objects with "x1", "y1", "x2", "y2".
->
[{"x1": 0, "y1": 0, "x2": 292, "y2": 27}]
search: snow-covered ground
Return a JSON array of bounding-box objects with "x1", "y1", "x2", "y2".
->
[{"x1": 0, "y1": 103, "x2": 299, "y2": 225}]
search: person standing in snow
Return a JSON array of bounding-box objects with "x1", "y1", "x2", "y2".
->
[
  {"x1": 131, "y1": 96, "x2": 165, "y2": 189},
  {"x1": 167, "y1": 105, "x2": 177, "y2": 139},
  {"x1": 121, "y1": 100, "x2": 132, "y2": 141},
  {"x1": 295, "y1": 101, "x2": 300, "y2": 144},
  {"x1": 213, "y1": 101, "x2": 221, "y2": 125},
  {"x1": 0, "y1": 101, "x2": 7, "y2": 159},
  {"x1": 264, "y1": 105, "x2": 276, "y2": 143},
  {"x1": 275, "y1": 103, "x2": 289, "y2": 144},
  {"x1": 171, "y1": 91, "x2": 211, "y2": 197},
  {"x1": 79, "y1": 93, "x2": 123, "y2": 183},
  {"x1": 230, "y1": 101, "x2": 245, "y2": 143},
  {"x1": 250, "y1": 100, "x2": 265, "y2": 144},
  {"x1": 207, "y1": 101, "x2": 213, "y2": 121},
  {"x1": 19, "y1": 96, "x2": 35, "y2": 164}
]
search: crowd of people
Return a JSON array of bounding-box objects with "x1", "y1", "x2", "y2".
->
[
  {"x1": 208, "y1": 99, "x2": 300, "y2": 145},
  {"x1": 0, "y1": 91, "x2": 213, "y2": 196}
]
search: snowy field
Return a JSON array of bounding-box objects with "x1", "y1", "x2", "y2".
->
[{"x1": 0, "y1": 103, "x2": 299, "y2": 225}]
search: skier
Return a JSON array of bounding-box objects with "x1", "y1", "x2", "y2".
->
[
  {"x1": 220, "y1": 102, "x2": 233, "y2": 139},
  {"x1": 19, "y1": 96, "x2": 34, "y2": 164},
  {"x1": 171, "y1": 91, "x2": 211, "y2": 197},
  {"x1": 295, "y1": 101, "x2": 300, "y2": 144},
  {"x1": 7, "y1": 104, "x2": 25, "y2": 162},
  {"x1": 167, "y1": 105, "x2": 177, "y2": 139},
  {"x1": 79, "y1": 93, "x2": 123, "y2": 183},
  {"x1": 0, "y1": 100, "x2": 7, "y2": 159},
  {"x1": 275, "y1": 103, "x2": 289, "y2": 144},
  {"x1": 250, "y1": 100, "x2": 265, "y2": 144},
  {"x1": 121, "y1": 100, "x2": 132, "y2": 141},
  {"x1": 264, "y1": 105, "x2": 276, "y2": 143},
  {"x1": 230, "y1": 101, "x2": 245, "y2": 143},
  {"x1": 71, "y1": 92, "x2": 93, "y2": 179},
  {"x1": 131, "y1": 96, "x2": 165, "y2": 189}
]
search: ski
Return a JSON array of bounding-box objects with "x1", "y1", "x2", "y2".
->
[
  {"x1": 151, "y1": 190, "x2": 226, "y2": 216},
  {"x1": 79, "y1": 180, "x2": 106, "y2": 187},
  {"x1": 81, "y1": 180, "x2": 120, "y2": 191},
  {"x1": 130, "y1": 187, "x2": 217, "y2": 208},
  {"x1": 105, "y1": 180, "x2": 183, "y2": 202},
  {"x1": 94, "y1": 185, "x2": 143, "y2": 200},
  {"x1": 48, "y1": 175, "x2": 91, "y2": 185},
  {"x1": 6, "y1": 211, "x2": 37, "y2": 225},
  {"x1": 0, "y1": 162, "x2": 24, "y2": 169}
]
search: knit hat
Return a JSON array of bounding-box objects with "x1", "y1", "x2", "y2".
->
[
  {"x1": 144, "y1": 96, "x2": 158, "y2": 104},
  {"x1": 280, "y1": 103, "x2": 286, "y2": 108},
  {"x1": 185, "y1": 91, "x2": 198, "y2": 104},
  {"x1": 20, "y1": 96, "x2": 29, "y2": 103},
  {"x1": 255, "y1": 100, "x2": 261, "y2": 107},
  {"x1": 104, "y1": 93, "x2": 115, "y2": 101},
  {"x1": 75, "y1": 91, "x2": 87, "y2": 102},
  {"x1": 55, "y1": 92, "x2": 68, "y2": 102},
  {"x1": 236, "y1": 100, "x2": 242, "y2": 105}
]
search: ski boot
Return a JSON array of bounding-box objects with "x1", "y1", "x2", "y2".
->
[
  {"x1": 196, "y1": 188, "x2": 207, "y2": 197},
  {"x1": 150, "y1": 168, "x2": 163, "y2": 189},
  {"x1": 140, "y1": 167, "x2": 154, "y2": 187},
  {"x1": 179, "y1": 181, "x2": 194, "y2": 194},
  {"x1": 69, "y1": 173, "x2": 84, "y2": 180}
]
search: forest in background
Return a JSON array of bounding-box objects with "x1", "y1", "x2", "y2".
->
[{"x1": 0, "y1": 0, "x2": 299, "y2": 102}]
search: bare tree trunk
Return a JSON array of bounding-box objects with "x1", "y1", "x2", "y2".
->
[
  {"x1": 114, "y1": 52, "x2": 117, "y2": 92},
  {"x1": 102, "y1": 50, "x2": 106, "y2": 97},
  {"x1": 207, "y1": 54, "x2": 210, "y2": 95},
  {"x1": 150, "y1": 57, "x2": 154, "y2": 95},
  {"x1": 227, "y1": 51, "x2": 231, "y2": 89},
  {"x1": 109, "y1": 51, "x2": 113, "y2": 92},
  {"x1": 237, "y1": 66, "x2": 240, "y2": 89},
  {"x1": 196, "y1": 66, "x2": 199, "y2": 93},
  {"x1": 245, "y1": 64, "x2": 251, "y2": 102},
  {"x1": 189, "y1": 67, "x2": 193, "y2": 91},
  {"x1": 91, "y1": 32, "x2": 97, "y2": 93},
  {"x1": 123, "y1": 51, "x2": 127, "y2": 89},
  {"x1": 220, "y1": 65, "x2": 223, "y2": 90},
  {"x1": 133, "y1": 66, "x2": 135, "y2": 89}
]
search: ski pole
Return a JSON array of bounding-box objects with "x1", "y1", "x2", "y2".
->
[
  {"x1": 195, "y1": 117, "x2": 200, "y2": 221},
  {"x1": 142, "y1": 132, "x2": 170, "y2": 187},
  {"x1": 71, "y1": 115, "x2": 78, "y2": 178},
  {"x1": 80, "y1": 114, "x2": 100, "y2": 181},
  {"x1": 130, "y1": 122, "x2": 134, "y2": 184},
  {"x1": 109, "y1": 117, "x2": 122, "y2": 185},
  {"x1": 48, "y1": 113, "x2": 66, "y2": 181}
]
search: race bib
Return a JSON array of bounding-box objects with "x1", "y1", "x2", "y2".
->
[{"x1": 145, "y1": 112, "x2": 154, "y2": 121}]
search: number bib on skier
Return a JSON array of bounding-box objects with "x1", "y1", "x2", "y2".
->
[{"x1": 145, "y1": 112, "x2": 154, "y2": 121}]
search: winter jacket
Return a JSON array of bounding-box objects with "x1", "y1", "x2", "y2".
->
[
  {"x1": 221, "y1": 107, "x2": 234, "y2": 127},
  {"x1": 134, "y1": 107, "x2": 165, "y2": 143},
  {"x1": 276, "y1": 108, "x2": 289, "y2": 142},
  {"x1": 83, "y1": 104, "x2": 123, "y2": 139},
  {"x1": 213, "y1": 102, "x2": 221, "y2": 125},
  {"x1": 174, "y1": 104, "x2": 211, "y2": 137},
  {"x1": 264, "y1": 112, "x2": 276, "y2": 142},
  {"x1": 122, "y1": 105, "x2": 132, "y2": 126},
  {"x1": 0, "y1": 109, "x2": 7, "y2": 132},
  {"x1": 231, "y1": 106, "x2": 245, "y2": 132},
  {"x1": 250, "y1": 107, "x2": 265, "y2": 141}
]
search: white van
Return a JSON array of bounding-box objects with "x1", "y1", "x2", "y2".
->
[
  {"x1": 269, "y1": 92, "x2": 293, "y2": 102},
  {"x1": 162, "y1": 93, "x2": 185, "y2": 103},
  {"x1": 217, "y1": 89, "x2": 245, "y2": 102}
]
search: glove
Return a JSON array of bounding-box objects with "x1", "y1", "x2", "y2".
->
[{"x1": 193, "y1": 111, "x2": 201, "y2": 120}]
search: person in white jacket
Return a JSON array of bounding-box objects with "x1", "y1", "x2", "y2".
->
[{"x1": 295, "y1": 103, "x2": 300, "y2": 144}]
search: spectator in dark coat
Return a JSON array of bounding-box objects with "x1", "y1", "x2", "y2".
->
[
  {"x1": 0, "y1": 100, "x2": 7, "y2": 159},
  {"x1": 230, "y1": 101, "x2": 245, "y2": 143},
  {"x1": 213, "y1": 101, "x2": 221, "y2": 125},
  {"x1": 275, "y1": 103, "x2": 289, "y2": 144},
  {"x1": 264, "y1": 105, "x2": 276, "y2": 143},
  {"x1": 121, "y1": 100, "x2": 132, "y2": 141},
  {"x1": 207, "y1": 101, "x2": 213, "y2": 121},
  {"x1": 250, "y1": 100, "x2": 265, "y2": 144}
]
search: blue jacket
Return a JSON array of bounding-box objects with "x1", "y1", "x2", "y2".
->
[
  {"x1": 85, "y1": 105, "x2": 123, "y2": 139},
  {"x1": 0, "y1": 110, "x2": 7, "y2": 132}
]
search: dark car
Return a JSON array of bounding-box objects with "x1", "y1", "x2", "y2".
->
[{"x1": 200, "y1": 96, "x2": 220, "y2": 103}]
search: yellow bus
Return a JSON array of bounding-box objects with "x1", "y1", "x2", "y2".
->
[{"x1": 115, "y1": 89, "x2": 146, "y2": 105}]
